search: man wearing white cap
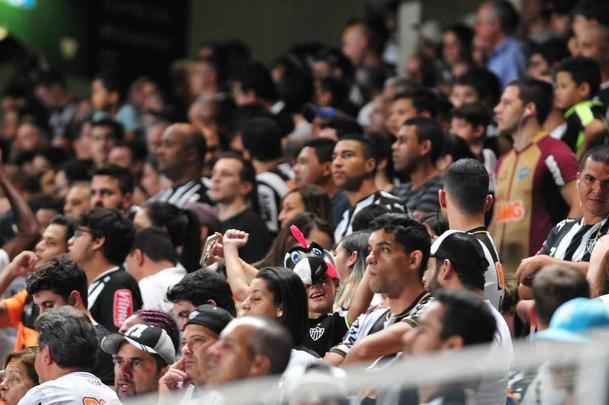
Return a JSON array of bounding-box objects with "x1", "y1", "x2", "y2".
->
[{"x1": 101, "y1": 324, "x2": 176, "y2": 400}]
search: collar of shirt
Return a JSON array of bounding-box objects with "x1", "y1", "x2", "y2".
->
[{"x1": 89, "y1": 266, "x2": 120, "y2": 285}]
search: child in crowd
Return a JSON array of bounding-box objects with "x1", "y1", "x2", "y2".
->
[
  {"x1": 553, "y1": 57, "x2": 608, "y2": 156},
  {"x1": 451, "y1": 102, "x2": 497, "y2": 190}
]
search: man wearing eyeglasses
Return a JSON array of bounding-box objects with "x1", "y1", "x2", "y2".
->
[{"x1": 68, "y1": 207, "x2": 142, "y2": 333}]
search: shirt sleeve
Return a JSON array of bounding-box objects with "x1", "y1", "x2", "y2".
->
[
  {"x1": 0, "y1": 289, "x2": 28, "y2": 327},
  {"x1": 544, "y1": 141, "x2": 578, "y2": 187}
]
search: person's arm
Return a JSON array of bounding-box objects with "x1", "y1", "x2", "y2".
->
[
  {"x1": 346, "y1": 270, "x2": 374, "y2": 326},
  {"x1": 0, "y1": 251, "x2": 37, "y2": 317},
  {"x1": 581, "y1": 119, "x2": 609, "y2": 158},
  {"x1": 516, "y1": 254, "x2": 589, "y2": 300},
  {"x1": 560, "y1": 180, "x2": 581, "y2": 219},
  {"x1": 587, "y1": 235, "x2": 609, "y2": 297},
  {"x1": 222, "y1": 230, "x2": 257, "y2": 303},
  {"x1": 0, "y1": 163, "x2": 40, "y2": 258},
  {"x1": 342, "y1": 322, "x2": 411, "y2": 365}
]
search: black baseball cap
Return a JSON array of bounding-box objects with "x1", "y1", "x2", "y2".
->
[
  {"x1": 430, "y1": 230, "x2": 489, "y2": 274},
  {"x1": 101, "y1": 324, "x2": 176, "y2": 365},
  {"x1": 185, "y1": 304, "x2": 234, "y2": 335}
]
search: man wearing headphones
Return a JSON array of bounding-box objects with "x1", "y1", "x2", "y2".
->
[{"x1": 490, "y1": 78, "x2": 580, "y2": 284}]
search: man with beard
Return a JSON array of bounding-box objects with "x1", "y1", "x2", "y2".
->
[
  {"x1": 489, "y1": 79, "x2": 579, "y2": 282},
  {"x1": 332, "y1": 133, "x2": 402, "y2": 242},
  {"x1": 391, "y1": 117, "x2": 445, "y2": 222},
  {"x1": 101, "y1": 324, "x2": 175, "y2": 400}
]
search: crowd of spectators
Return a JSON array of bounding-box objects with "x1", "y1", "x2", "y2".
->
[{"x1": 1, "y1": 0, "x2": 609, "y2": 404}]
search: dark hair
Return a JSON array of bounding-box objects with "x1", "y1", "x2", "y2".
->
[
  {"x1": 532, "y1": 266, "x2": 590, "y2": 326},
  {"x1": 59, "y1": 159, "x2": 93, "y2": 184},
  {"x1": 572, "y1": 0, "x2": 609, "y2": 27},
  {"x1": 26, "y1": 255, "x2": 89, "y2": 308},
  {"x1": 403, "y1": 117, "x2": 446, "y2": 164},
  {"x1": 79, "y1": 208, "x2": 135, "y2": 265},
  {"x1": 452, "y1": 102, "x2": 491, "y2": 129},
  {"x1": 245, "y1": 316, "x2": 293, "y2": 375},
  {"x1": 580, "y1": 145, "x2": 609, "y2": 169},
  {"x1": 433, "y1": 289, "x2": 497, "y2": 346},
  {"x1": 257, "y1": 212, "x2": 333, "y2": 268},
  {"x1": 255, "y1": 267, "x2": 308, "y2": 347},
  {"x1": 234, "y1": 61, "x2": 278, "y2": 102},
  {"x1": 555, "y1": 57, "x2": 602, "y2": 98},
  {"x1": 166, "y1": 270, "x2": 236, "y2": 316},
  {"x1": 370, "y1": 214, "x2": 431, "y2": 280},
  {"x1": 132, "y1": 227, "x2": 178, "y2": 264},
  {"x1": 284, "y1": 185, "x2": 332, "y2": 225},
  {"x1": 529, "y1": 38, "x2": 569, "y2": 69},
  {"x1": 93, "y1": 164, "x2": 134, "y2": 194},
  {"x1": 393, "y1": 88, "x2": 439, "y2": 118},
  {"x1": 49, "y1": 214, "x2": 76, "y2": 241},
  {"x1": 241, "y1": 117, "x2": 282, "y2": 161},
  {"x1": 454, "y1": 68, "x2": 502, "y2": 110},
  {"x1": 507, "y1": 78, "x2": 554, "y2": 124},
  {"x1": 35, "y1": 306, "x2": 98, "y2": 370},
  {"x1": 487, "y1": 0, "x2": 520, "y2": 35},
  {"x1": 444, "y1": 159, "x2": 490, "y2": 215},
  {"x1": 4, "y1": 348, "x2": 38, "y2": 385},
  {"x1": 91, "y1": 118, "x2": 124, "y2": 142},
  {"x1": 132, "y1": 309, "x2": 181, "y2": 353},
  {"x1": 318, "y1": 77, "x2": 349, "y2": 109},
  {"x1": 337, "y1": 133, "x2": 375, "y2": 160},
  {"x1": 94, "y1": 72, "x2": 121, "y2": 94},
  {"x1": 441, "y1": 134, "x2": 477, "y2": 162},
  {"x1": 352, "y1": 204, "x2": 389, "y2": 232},
  {"x1": 142, "y1": 202, "x2": 202, "y2": 273},
  {"x1": 301, "y1": 138, "x2": 336, "y2": 164},
  {"x1": 443, "y1": 24, "x2": 474, "y2": 64},
  {"x1": 433, "y1": 233, "x2": 487, "y2": 291}
]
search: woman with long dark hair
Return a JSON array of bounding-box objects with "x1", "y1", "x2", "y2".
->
[{"x1": 240, "y1": 266, "x2": 319, "y2": 372}]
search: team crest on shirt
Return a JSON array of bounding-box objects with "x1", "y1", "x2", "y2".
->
[
  {"x1": 586, "y1": 237, "x2": 596, "y2": 253},
  {"x1": 517, "y1": 167, "x2": 531, "y2": 181},
  {"x1": 310, "y1": 326, "x2": 325, "y2": 341}
]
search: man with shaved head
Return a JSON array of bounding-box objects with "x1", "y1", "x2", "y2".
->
[{"x1": 152, "y1": 123, "x2": 213, "y2": 207}]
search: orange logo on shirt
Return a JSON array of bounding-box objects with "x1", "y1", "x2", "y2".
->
[
  {"x1": 83, "y1": 398, "x2": 105, "y2": 405},
  {"x1": 494, "y1": 201, "x2": 525, "y2": 223}
]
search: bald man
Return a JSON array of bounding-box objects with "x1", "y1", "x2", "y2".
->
[{"x1": 152, "y1": 123, "x2": 214, "y2": 207}]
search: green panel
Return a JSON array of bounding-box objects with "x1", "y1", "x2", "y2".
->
[{"x1": 0, "y1": 0, "x2": 85, "y2": 67}]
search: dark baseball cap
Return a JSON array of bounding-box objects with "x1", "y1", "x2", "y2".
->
[
  {"x1": 185, "y1": 304, "x2": 234, "y2": 335},
  {"x1": 101, "y1": 324, "x2": 176, "y2": 365},
  {"x1": 430, "y1": 230, "x2": 489, "y2": 274}
]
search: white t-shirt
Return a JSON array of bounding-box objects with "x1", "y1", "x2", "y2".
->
[
  {"x1": 139, "y1": 265, "x2": 186, "y2": 313},
  {"x1": 18, "y1": 371, "x2": 121, "y2": 405},
  {"x1": 474, "y1": 301, "x2": 514, "y2": 405}
]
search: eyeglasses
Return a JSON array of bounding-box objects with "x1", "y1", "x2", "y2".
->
[{"x1": 73, "y1": 227, "x2": 94, "y2": 239}]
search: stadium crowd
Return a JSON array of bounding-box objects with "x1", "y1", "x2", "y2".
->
[{"x1": 1, "y1": 0, "x2": 609, "y2": 404}]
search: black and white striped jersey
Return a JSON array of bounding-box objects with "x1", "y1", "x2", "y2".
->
[
  {"x1": 152, "y1": 177, "x2": 213, "y2": 208},
  {"x1": 334, "y1": 190, "x2": 403, "y2": 242},
  {"x1": 469, "y1": 227, "x2": 505, "y2": 310},
  {"x1": 539, "y1": 217, "x2": 609, "y2": 262}
]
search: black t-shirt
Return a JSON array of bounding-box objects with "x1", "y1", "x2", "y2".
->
[
  {"x1": 303, "y1": 312, "x2": 349, "y2": 357},
  {"x1": 88, "y1": 267, "x2": 143, "y2": 333},
  {"x1": 93, "y1": 323, "x2": 114, "y2": 386},
  {"x1": 221, "y1": 208, "x2": 272, "y2": 263}
]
